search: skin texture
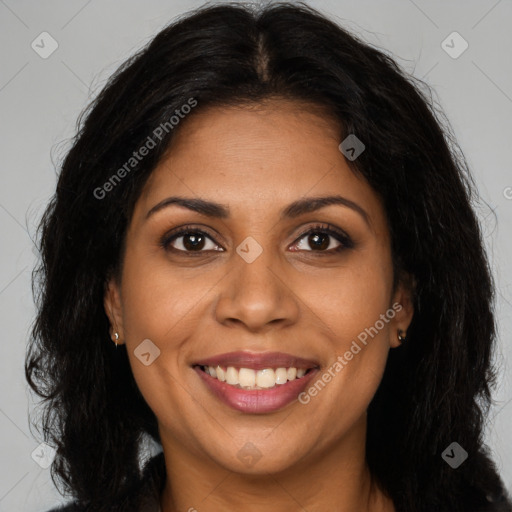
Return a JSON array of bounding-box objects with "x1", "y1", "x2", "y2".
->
[{"x1": 105, "y1": 99, "x2": 414, "y2": 512}]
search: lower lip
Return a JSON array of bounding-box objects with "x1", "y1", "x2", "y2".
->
[{"x1": 194, "y1": 366, "x2": 319, "y2": 414}]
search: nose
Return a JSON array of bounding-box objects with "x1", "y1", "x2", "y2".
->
[{"x1": 214, "y1": 246, "x2": 300, "y2": 333}]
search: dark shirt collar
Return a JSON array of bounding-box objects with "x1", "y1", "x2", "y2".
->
[{"x1": 136, "y1": 451, "x2": 166, "y2": 512}]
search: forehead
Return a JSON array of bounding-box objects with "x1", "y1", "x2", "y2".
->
[
  {"x1": 134, "y1": 99, "x2": 386, "y2": 229},
  {"x1": 161, "y1": 99, "x2": 341, "y2": 169}
]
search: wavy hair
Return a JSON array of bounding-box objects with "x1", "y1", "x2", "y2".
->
[{"x1": 26, "y1": 2, "x2": 510, "y2": 510}]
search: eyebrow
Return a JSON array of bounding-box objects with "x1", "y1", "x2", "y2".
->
[{"x1": 145, "y1": 195, "x2": 370, "y2": 226}]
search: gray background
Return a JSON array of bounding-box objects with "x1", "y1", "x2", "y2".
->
[{"x1": 0, "y1": 0, "x2": 511, "y2": 510}]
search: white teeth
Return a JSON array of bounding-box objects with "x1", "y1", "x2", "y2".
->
[
  {"x1": 216, "y1": 366, "x2": 225, "y2": 381},
  {"x1": 202, "y1": 365, "x2": 310, "y2": 389},
  {"x1": 256, "y1": 369, "x2": 275, "y2": 388},
  {"x1": 275, "y1": 367, "x2": 288, "y2": 384},
  {"x1": 239, "y1": 368, "x2": 256, "y2": 388},
  {"x1": 226, "y1": 366, "x2": 238, "y2": 385}
]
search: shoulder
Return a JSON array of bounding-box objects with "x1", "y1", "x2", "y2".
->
[{"x1": 44, "y1": 452, "x2": 166, "y2": 512}]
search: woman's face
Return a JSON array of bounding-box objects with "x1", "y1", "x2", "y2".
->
[{"x1": 105, "y1": 99, "x2": 413, "y2": 475}]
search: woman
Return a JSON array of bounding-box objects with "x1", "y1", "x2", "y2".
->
[{"x1": 26, "y1": 2, "x2": 511, "y2": 511}]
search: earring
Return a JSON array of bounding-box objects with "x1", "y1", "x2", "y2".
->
[
  {"x1": 397, "y1": 329, "x2": 407, "y2": 345},
  {"x1": 114, "y1": 332, "x2": 119, "y2": 348}
]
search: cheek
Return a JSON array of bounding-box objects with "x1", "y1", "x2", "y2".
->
[
  {"x1": 299, "y1": 252, "x2": 393, "y2": 410},
  {"x1": 117, "y1": 249, "x2": 213, "y2": 415},
  {"x1": 305, "y1": 254, "x2": 393, "y2": 341},
  {"x1": 120, "y1": 249, "x2": 207, "y2": 342},
  {"x1": 337, "y1": 276, "x2": 393, "y2": 377}
]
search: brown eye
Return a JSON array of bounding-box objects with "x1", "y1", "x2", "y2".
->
[
  {"x1": 161, "y1": 228, "x2": 223, "y2": 253},
  {"x1": 306, "y1": 232, "x2": 331, "y2": 251},
  {"x1": 295, "y1": 231, "x2": 341, "y2": 251},
  {"x1": 291, "y1": 224, "x2": 354, "y2": 253},
  {"x1": 180, "y1": 232, "x2": 207, "y2": 251}
]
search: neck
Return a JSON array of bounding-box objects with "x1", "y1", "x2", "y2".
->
[{"x1": 159, "y1": 416, "x2": 394, "y2": 512}]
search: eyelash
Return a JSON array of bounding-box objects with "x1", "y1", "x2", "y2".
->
[{"x1": 159, "y1": 223, "x2": 354, "y2": 255}]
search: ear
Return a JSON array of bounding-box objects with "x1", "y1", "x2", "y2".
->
[
  {"x1": 389, "y1": 272, "x2": 415, "y2": 348},
  {"x1": 104, "y1": 274, "x2": 126, "y2": 345}
]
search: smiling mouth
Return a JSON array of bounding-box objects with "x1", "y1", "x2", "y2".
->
[{"x1": 196, "y1": 365, "x2": 314, "y2": 390}]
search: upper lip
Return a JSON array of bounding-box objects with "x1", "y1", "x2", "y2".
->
[{"x1": 193, "y1": 351, "x2": 320, "y2": 371}]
